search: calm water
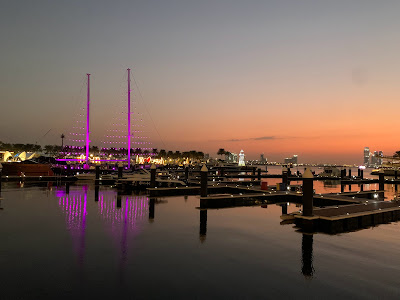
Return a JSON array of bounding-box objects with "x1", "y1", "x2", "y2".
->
[{"x1": 1, "y1": 175, "x2": 400, "y2": 299}]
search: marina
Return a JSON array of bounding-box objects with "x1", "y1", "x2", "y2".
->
[{"x1": 3, "y1": 1, "x2": 400, "y2": 298}]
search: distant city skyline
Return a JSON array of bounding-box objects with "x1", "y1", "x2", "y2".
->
[{"x1": 1, "y1": 1, "x2": 400, "y2": 164}]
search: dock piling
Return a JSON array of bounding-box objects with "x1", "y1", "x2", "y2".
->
[
  {"x1": 150, "y1": 164, "x2": 156, "y2": 188},
  {"x1": 0, "y1": 164, "x2": 2, "y2": 194},
  {"x1": 118, "y1": 166, "x2": 123, "y2": 179},
  {"x1": 302, "y1": 168, "x2": 314, "y2": 216},
  {"x1": 95, "y1": 166, "x2": 100, "y2": 180},
  {"x1": 200, "y1": 165, "x2": 208, "y2": 197},
  {"x1": 379, "y1": 170, "x2": 385, "y2": 193},
  {"x1": 282, "y1": 168, "x2": 288, "y2": 188},
  {"x1": 341, "y1": 169, "x2": 346, "y2": 179},
  {"x1": 185, "y1": 166, "x2": 189, "y2": 182}
]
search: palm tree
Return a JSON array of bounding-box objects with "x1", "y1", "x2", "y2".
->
[{"x1": 61, "y1": 134, "x2": 65, "y2": 149}]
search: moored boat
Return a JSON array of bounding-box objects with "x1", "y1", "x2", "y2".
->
[{"x1": 1, "y1": 161, "x2": 54, "y2": 176}]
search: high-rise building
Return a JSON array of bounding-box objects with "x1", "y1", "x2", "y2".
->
[
  {"x1": 377, "y1": 151, "x2": 383, "y2": 166},
  {"x1": 260, "y1": 154, "x2": 267, "y2": 163},
  {"x1": 369, "y1": 150, "x2": 383, "y2": 167},
  {"x1": 364, "y1": 147, "x2": 370, "y2": 166},
  {"x1": 370, "y1": 151, "x2": 378, "y2": 166},
  {"x1": 225, "y1": 152, "x2": 238, "y2": 163},
  {"x1": 284, "y1": 155, "x2": 298, "y2": 165},
  {"x1": 238, "y1": 150, "x2": 245, "y2": 166}
]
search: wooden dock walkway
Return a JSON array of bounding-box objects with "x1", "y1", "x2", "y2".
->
[{"x1": 295, "y1": 199, "x2": 400, "y2": 234}]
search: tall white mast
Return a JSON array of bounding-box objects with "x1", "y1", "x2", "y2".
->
[{"x1": 127, "y1": 68, "x2": 131, "y2": 168}]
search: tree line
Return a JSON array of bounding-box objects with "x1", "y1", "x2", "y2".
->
[
  {"x1": 156, "y1": 150, "x2": 204, "y2": 160},
  {"x1": 0, "y1": 141, "x2": 206, "y2": 160}
]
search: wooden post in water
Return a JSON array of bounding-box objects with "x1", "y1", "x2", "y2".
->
[
  {"x1": 66, "y1": 182, "x2": 70, "y2": 194},
  {"x1": 341, "y1": 169, "x2": 345, "y2": 179},
  {"x1": 200, "y1": 165, "x2": 208, "y2": 197},
  {"x1": 257, "y1": 168, "x2": 261, "y2": 181},
  {"x1": 348, "y1": 169, "x2": 352, "y2": 178},
  {"x1": 302, "y1": 168, "x2": 314, "y2": 217},
  {"x1": 0, "y1": 163, "x2": 2, "y2": 194},
  {"x1": 358, "y1": 168, "x2": 361, "y2": 178},
  {"x1": 185, "y1": 166, "x2": 189, "y2": 182},
  {"x1": 379, "y1": 170, "x2": 385, "y2": 192},
  {"x1": 282, "y1": 167, "x2": 288, "y2": 188},
  {"x1": 118, "y1": 166, "x2": 123, "y2": 179},
  {"x1": 360, "y1": 169, "x2": 364, "y2": 179},
  {"x1": 95, "y1": 165, "x2": 100, "y2": 180},
  {"x1": 150, "y1": 164, "x2": 156, "y2": 188}
]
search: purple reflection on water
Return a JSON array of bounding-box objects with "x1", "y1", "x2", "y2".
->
[
  {"x1": 55, "y1": 185, "x2": 148, "y2": 274},
  {"x1": 97, "y1": 194, "x2": 149, "y2": 230},
  {"x1": 56, "y1": 185, "x2": 88, "y2": 266}
]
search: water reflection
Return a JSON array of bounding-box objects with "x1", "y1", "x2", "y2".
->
[
  {"x1": 97, "y1": 190, "x2": 148, "y2": 231},
  {"x1": 56, "y1": 185, "x2": 149, "y2": 271},
  {"x1": 149, "y1": 198, "x2": 155, "y2": 220},
  {"x1": 199, "y1": 210, "x2": 207, "y2": 243},
  {"x1": 57, "y1": 185, "x2": 87, "y2": 266},
  {"x1": 301, "y1": 234, "x2": 314, "y2": 279}
]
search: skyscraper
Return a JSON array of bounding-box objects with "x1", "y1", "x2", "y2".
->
[
  {"x1": 284, "y1": 155, "x2": 298, "y2": 165},
  {"x1": 238, "y1": 150, "x2": 245, "y2": 166},
  {"x1": 364, "y1": 147, "x2": 370, "y2": 166}
]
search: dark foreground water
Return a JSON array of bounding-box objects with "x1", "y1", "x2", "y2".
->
[{"x1": 1, "y1": 179, "x2": 400, "y2": 299}]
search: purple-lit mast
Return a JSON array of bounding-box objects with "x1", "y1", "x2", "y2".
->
[
  {"x1": 86, "y1": 73, "x2": 90, "y2": 165},
  {"x1": 127, "y1": 68, "x2": 131, "y2": 168}
]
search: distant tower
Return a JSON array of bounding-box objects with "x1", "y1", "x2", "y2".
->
[
  {"x1": 238, "y1": 150, "x2": 245, "y2": 166},
  {"x1": 260, "y1": 153, "x2": 265, "y2": 163},
  {"x1": 364, "y1": 147, "x2": 370, "y2": 166},
  {"x1": 378, "y1": 150, "x2": 383, "y2": 166}
]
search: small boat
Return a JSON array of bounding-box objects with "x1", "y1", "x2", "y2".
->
[{"x1": 1, "y1": 161, "x2": 54, "y2": 176}]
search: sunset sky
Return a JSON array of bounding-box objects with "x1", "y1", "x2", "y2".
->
[{"x1": 1, "y1": 0, "x2": 400, "y2": 164}]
